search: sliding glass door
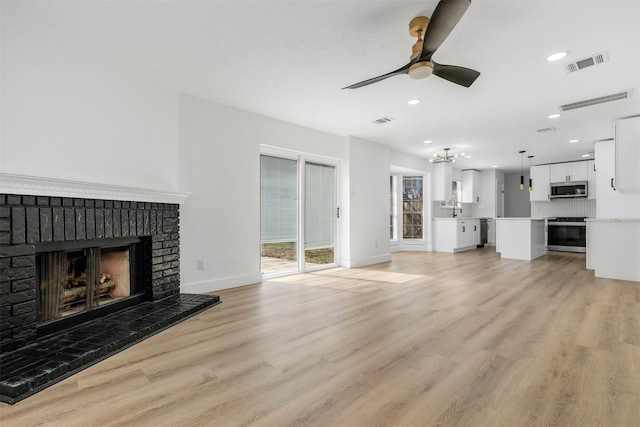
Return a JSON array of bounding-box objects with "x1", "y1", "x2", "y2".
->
[
  {"x1": 260, "y1": 154, "x2": 337, "y2": 276},
  {"x1": 260, "y1": 155, "x2": 299, "y2": 275}
]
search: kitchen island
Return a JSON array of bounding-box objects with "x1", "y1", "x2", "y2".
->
[{"x1": 495, "y1": 218, "x2": 546, "y2": 260}]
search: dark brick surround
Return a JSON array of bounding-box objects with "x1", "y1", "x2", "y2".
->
[{"x1": 0, "y1": 193, "x2": 181, "y2": 352}]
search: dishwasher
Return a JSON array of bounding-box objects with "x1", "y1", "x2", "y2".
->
[{"x1": 478, "y1": 218, "x2": 488, "y2": 247}]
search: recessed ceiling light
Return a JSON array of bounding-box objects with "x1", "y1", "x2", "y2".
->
[
  {"x1": 569, "y1": 139, "x2": 579, "y2": 143},
  {"x1": 548, "y1": 113, "x2": 561, "y2": 119},
  {"x1": 465, "y1": 155, "x2": 472, "y2": 158},
  {"x1": 547, "y1": 51, "x2": 568, "y2": 62},
  {"x1": 423, "y1": 140, "x2": 432, "y2": 144},
  {"x1": 492, "y1": 165, "x2": 498, "y2": 168},
  {"x1": 581, "y1": 154, "x2": 590, "y2": 158},
  {"x1": 408, "y1": 99, "x2": 421, "y2": 105}
]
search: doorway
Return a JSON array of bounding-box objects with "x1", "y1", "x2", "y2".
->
[
  {"x1": 260, "y1": 154, "x2": 337, "y2": 276},
  {"x1": 496, "y1": 181, "x2": 504, "y2": 217}
]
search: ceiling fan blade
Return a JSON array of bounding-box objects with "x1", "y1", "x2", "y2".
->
[
  {"x1": 419, "y1": 0, "x2": 471, "y2": 61},
  {"x1": 342, "y1": 63, "x2": 411, "y2": 89},
  {"x1": 432, "y1": 62, "x2": 480, "y2": 87}
]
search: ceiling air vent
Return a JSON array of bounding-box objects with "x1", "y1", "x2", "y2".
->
[
  {"x1": 372, "y1": 117, "x2": 394, "y2": 125},
  {"x1": 536, "y1": 127, "x2": 557, "y2": 133},
  {"x1": 559, "y1": 90, "x2": 632, "y2": 111},
  {"x1": 565, "y1": 51, "x2": 609, "y2": 73}
]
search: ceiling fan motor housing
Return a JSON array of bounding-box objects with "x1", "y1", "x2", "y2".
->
[{"x1": 409, "y1": 61, "x2": 434, "y2": 79}]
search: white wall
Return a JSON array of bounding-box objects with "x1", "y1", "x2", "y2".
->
[
  {"x1": 178, "y1": 95, "x2": 345, "y2": 292},
  {"x1": 1, "y1": 0, "x2": 428, "y2": 294},
  {"x1": 341, "y1": 137, "x2": 392, "y2": 267},
  {"x1": 0, "y1": 3, "x2": 180, "y2": 190},
  {"x1": 505, "y1": 173, "x2": 532, "y2": 217}
]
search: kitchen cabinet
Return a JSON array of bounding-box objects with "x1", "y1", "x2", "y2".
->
[
  {"x1": 615, "y1": 116, "x2": 640, "y2": 192},
  {"x1": 587, "y1": 219, "x2": 640, "y2": 281},
  {"x1": 461, "y1": 170, "x2": 481, "y2": 203},
  {"x1": 587, "y1": 159, "x2": 596, "y2": 200},
  {"x1": 433, "y1": 219, "x2": 480, "y2": 253},
  {"x1": 530, "y1": 165, "x2": 550, "y2": 201},
  {"x1": 550, "y1": 161, "x2": 588, "y2": 183},
  {"x1": 595, "y1": 140, "x2": 640, "y2": 218},
  {"x1": 433, "y1": 162, "x2": 452, "y2": 201},
  {"x1": 457, "y1": 219, "x2": 480, "y2": 248}
]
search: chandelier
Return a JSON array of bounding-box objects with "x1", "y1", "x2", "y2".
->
[{"x1": 429, "y1": 148, "x2": 465, "y2": 163}]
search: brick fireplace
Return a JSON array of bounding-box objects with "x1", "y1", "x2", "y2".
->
[
  {"x1": 0, "y1": 177, "x2": 220, "y2": 403},
  {"x1": 0, "y1": 193, "x2": 182, "y2": 352}
]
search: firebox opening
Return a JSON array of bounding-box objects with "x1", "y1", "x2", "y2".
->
[{"x1": 35, "y1": 237, "x2": 148, "y2": 336}]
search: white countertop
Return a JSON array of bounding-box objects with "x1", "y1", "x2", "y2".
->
[
  {"x1": 495, "y1": 217, "x2": 546, "y2": 221},
  {"x1": 585, "y1": 218, "x2": 640, "y2": 222},
  {"x1": 433, "y1": 217, "x2": 488, "y2": 220}
]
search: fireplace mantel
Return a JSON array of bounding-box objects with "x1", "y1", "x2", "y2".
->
[{"x1": 0, "y1": 173, "x2": 190, "y2": 205}]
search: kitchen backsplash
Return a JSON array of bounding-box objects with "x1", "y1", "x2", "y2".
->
[
  {"x1": 531, "y1": 199, "x2": 596, "y2": 218},
  {"x1": 432, "y1": 202, "x2": 474, "y2": 218}
]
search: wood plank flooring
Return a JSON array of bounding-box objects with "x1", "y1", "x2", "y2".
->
[{"x1": 1, "y1": 248, "x2": 639, "y2": 426}]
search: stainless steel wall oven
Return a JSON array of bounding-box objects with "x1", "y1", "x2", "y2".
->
[{"x1": 547, "y1": 217, "x2": 586, "y2": 253}]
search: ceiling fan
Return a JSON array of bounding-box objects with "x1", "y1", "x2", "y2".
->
[{"x1": 343, "y1": 0, "x2": 480, "y2": 90}]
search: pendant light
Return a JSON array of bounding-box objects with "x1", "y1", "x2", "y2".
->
[
  {"x1": 519, "y1": 150, "x2": 526, "y2": 190},
  {"x1": 528, "y1": 155, "x2": 534, "y2": 192}
]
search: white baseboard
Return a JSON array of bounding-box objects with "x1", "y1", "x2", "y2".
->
[
  {"x1": 340, "y1": 254, "x2": 392, "y2": 268},
  {"x1": 397, "y1": 244, "x2": 433, "y2": 252},
  {"x1": 181, "y1": 273, "x2": 262, "y2": 294}
]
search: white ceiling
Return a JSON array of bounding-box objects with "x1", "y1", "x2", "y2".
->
[{"x1": 10, "y1": 0, "x2": 640, "y2": 171}]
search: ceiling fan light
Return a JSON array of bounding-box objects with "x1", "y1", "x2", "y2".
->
[{"x1": 408, "y1": 61, "x2": 434, "y2": 80}]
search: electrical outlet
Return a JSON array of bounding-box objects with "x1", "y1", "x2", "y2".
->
[{"x1": 197, "y1": 259, "x2": 205, "y2": 270}]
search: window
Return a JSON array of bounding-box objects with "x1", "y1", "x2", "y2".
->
[
  {"x1": 390, "y1": 175, "x2": 397, "y2": 239},
  {"x1": 402, "y1": 176, "x2": 423, "y2": 239},
  {"x1": 452, "y1": 180, "x2": 462, "y2": 208}
]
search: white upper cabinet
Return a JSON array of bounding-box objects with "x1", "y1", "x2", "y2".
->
[
  {"x1": 615, "y1": 116, "x2": 640, "y2": 192},
  {"x1": 461, "y1": 170, "x2": 482, "y2": 203},
  {"x1": 433, "y1": 162, "x2": 453, "y2": 201},
  {"x1": 595, "y1": 140, "x2": 640, "y2": 218},
  {"x1": 530, "y1": 164, "x2": 550, "y2": 201},
  {"x1": 550, "y1": 161, "x2": 588, "y2": 183}
]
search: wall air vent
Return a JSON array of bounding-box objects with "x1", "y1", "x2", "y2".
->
[
  {"x1": 536, "y1": 127, "x2": 557, "y2": 133},
  {"x1": 559, "y1": 90, "x2": 632, "y2": 112},
  {"x1": 372, "y1": 117, "x2": 394, "y2": 125},
  {"x1": 565, "y1": 51, "x2": 609, "y2": 73}
]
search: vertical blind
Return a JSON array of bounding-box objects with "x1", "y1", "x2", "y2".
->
[
  {"x1": 260, "y1": 155, "x2": 298, "y2": 243},
  {"x1": 305, "y1": 162, "x2": 336, "y2": 249}
]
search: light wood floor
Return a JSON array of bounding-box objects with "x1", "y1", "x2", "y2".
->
[{"x1": 2, "y1": 248, "x2": 639, "y2": 426}]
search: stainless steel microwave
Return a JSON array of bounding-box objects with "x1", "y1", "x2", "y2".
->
[{"x1": 550, "y1": 181, "x2": 588, "y2": 199}]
